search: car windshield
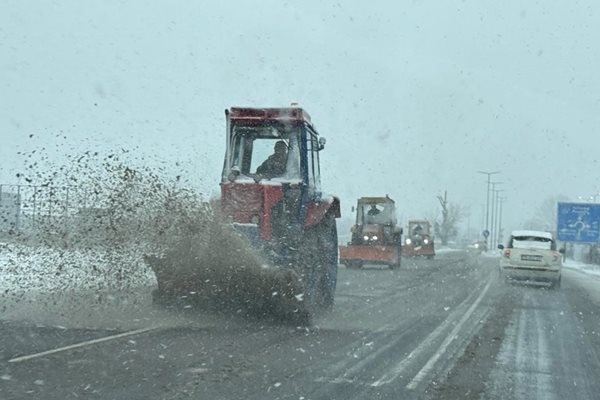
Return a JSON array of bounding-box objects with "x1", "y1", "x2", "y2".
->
[{"x1": 4, "y1": 2, "x2": 600, "y2": 400}]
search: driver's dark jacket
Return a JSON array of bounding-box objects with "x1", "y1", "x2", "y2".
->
[{"x1": 256, "y1": 154, "x2": 286, "y2": 177}]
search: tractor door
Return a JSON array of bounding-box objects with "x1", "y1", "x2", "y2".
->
[{"x1": 304, "y1": 124, "x2": 322, "y2": 200}]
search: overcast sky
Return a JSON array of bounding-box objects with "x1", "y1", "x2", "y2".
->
[{"x1": 2, "y1": 0, "x2": 600, "y2": 236}]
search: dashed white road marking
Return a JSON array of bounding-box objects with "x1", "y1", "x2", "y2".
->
[{"x1": 8, "y1": 326, "x2": 160, "y2": 363}]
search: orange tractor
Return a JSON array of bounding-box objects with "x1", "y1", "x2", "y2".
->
[
  {"x1": 402, "y1": 219, "x2": 435, "y2": 259},
  {"x1": 339, "y1": 196, "x2": 403, "y2": 269}
]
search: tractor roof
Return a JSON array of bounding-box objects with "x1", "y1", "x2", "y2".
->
[
  {"x1": 357, "y1": 196, "x2": 395, "y2": 205},
  {"x1": 229, "y1": 107, "x2": 312, "y2": 125}
]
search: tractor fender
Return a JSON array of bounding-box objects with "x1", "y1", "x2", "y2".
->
[{"x1": 304, "y1": 195, "x2": 341, "y2": 227}]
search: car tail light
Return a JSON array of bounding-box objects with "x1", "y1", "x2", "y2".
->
[{"x1": 503, "y1": 248, "x2": 511, "y2": 258}]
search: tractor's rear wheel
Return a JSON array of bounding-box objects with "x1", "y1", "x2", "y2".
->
[{"x1": 298, "y1": 214, "x2": 338, "y2": 312}]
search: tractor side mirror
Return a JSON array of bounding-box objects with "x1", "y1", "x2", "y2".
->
[
  {"x1": 228, "y1": 166, "x2": 241, "y2": 182},
  {"x1": 497, "y1": 244, "x2": 504, "y2": 250},
  {"x1": 318, "y1": 137, "x2": 326, "y2": 150}
]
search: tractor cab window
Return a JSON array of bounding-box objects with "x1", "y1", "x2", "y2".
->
[
  {"x1": 229, "y1": 124, "x2": 301, "y2": 181},
  {"x1": 409, "y1": 222, "x2": 430, "y2": 236},
  {"x1": 359, "y1": 203, "x2": 392, "y2": 225}
]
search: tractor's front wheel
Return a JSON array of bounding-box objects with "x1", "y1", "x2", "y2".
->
[{"x1": 346, "y1": 260, "x2": 363, "y2": 269}]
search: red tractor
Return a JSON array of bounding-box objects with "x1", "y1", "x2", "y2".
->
[
  {"x1": 402, "y1": 219, "x2": 435, "y2": 259},
  {"x1": 220, "y1": 107, "x2": 341, "y2": 310},
  {"x1": 339, "y1": 196, "x2": 403, "y2": 269}
]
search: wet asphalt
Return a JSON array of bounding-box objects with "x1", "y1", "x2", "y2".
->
[{"x1": 1, "y1": 251, "x2": 600, "y2": 400}]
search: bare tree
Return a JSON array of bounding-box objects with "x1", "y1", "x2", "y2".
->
[
  {"x1": 434, "y1": 191, "x2": 467, "y2": 245},
  {"x1": 522, "y1": 195, "x2": 570, "y2": 232}
]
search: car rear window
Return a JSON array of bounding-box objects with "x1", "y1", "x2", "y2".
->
[{"x1": 511, "y1": 236, "x2": 553, "y2": 250}]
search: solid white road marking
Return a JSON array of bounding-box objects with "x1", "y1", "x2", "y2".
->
[
  {"x1": 405, "y1": 279, "x2": 492, "y2": 390},
  {"x1": 370, "y1": 278, "x2": 491, "y2": 387},
  {"x1": 8, "y1": 326, "x2": 160, "y2": 363}
]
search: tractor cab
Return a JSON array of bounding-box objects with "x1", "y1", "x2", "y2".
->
[
  {"x1": 339, "y1": 196, "x2": 403, "y2": 269},
  {"x1": 403, "y1": 219, "x2": 435, "y2": 258},
  {"x1": 353, "y1": 197, "x2": 397, "y2": 244},
  {"x1": 221, "y1": 107, "x2": 334, "y2": 244}
]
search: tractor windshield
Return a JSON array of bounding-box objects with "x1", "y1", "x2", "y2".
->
[
  {"x1": 358, "y1": 202, "x2": 395, "y2": 225},
  {"x1": 409, "y1": 221, "x2": 431, "y2": 236},
  {"x1": 228, "y1": 123, "x2": 301, "y2": 181}
]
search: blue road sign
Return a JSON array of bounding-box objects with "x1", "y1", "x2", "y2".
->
[{"x1": 556, "y1": 202, "x2": 600, "y2": 243}]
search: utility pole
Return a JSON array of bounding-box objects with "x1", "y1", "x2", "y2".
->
[
  {"x1": 477, "y1": 171, "x2": 500, "y2": 239},
  {"x1": 497, "y1": 196, "x2": 506, "y2": 246},
  {"x1": 493, "y1": 189, "x2": 504, "y2": 246},
  {"x1": 490, "y1": 181, "x2": 503, "y2": 247}
]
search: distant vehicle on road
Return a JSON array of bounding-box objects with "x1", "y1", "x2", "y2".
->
[
  {"x1": 466, "y1": 240, "x2": 486, "y2": 254},
  {"x1": 402, "y1": 219, "x2": 435, "y2": 259},
  {"x1": 339, "y1": 196, "x2": 402, "y2": 269},
  {"x1": 498, "y1": 230, "x2": 563, "y2": 289}
]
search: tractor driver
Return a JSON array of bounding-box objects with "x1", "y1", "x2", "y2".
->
[
  {"x1": 412, "y1": 224, "x2": 423, "y2": 236},
  {"x1": 365, "y1": 204, "x2": 383, "y2": 223},
  {"x1": 256, "y1": 140, "x2": 288, "y2": 177},
  {"x1": 367, "y1": 204, "x2": 381, "y2": 216}
]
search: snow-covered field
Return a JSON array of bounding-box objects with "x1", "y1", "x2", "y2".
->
[{"x1": 0, "y1": 242, "x2": 156, "y2": 294}]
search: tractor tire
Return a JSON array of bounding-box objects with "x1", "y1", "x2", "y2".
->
[
  {"x1": 346, "y1": 260, "x2": 363, "y2": 269},
  {"x1": 298, "y1": 214, "x2": 338, "y2": 312},
  {"x1": 317, "y1": 215, "x2": 338, "y2": 310}
]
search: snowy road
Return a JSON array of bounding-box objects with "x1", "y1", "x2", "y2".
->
[{"x1": 2, "y1": 252, "x2": 600, "y2": 399}]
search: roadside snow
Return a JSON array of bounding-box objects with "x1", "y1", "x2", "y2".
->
[
  {"x1": 481, "y1": 251, "x2": 502, "y2": 258},
  {"x1": 563, "y1": 260, "x2": 600, "y2": 278},
  {"x1": 0, "y1": 242, "x2": 156, "y2": 293},
  {"x1": 435, "y1": 247, "x2": 462, "y2": 254}
]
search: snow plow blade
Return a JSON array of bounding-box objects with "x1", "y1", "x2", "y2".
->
[
  {"x1": 339, "y1": 244, "x2": 400, "y2": 265},
  {"x1": 143, "y1": 219, "x2": 311, "y2": 324}
]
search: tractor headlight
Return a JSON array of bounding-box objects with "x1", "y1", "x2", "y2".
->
[
  {"x1": 423, "y1": 239, "x2": 429, "y2": 244},
  {"x1": 363, "y1": 235, "x2": 369, "y2": 241},
  {"x1": 372, "y1": 235, "x2": 378, "y2": 241},
  {"x1": 405, "y1": 238, "x2": 412, "y2": 245}
]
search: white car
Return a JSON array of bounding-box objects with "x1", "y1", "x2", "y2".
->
[{"x1": 498, "y1": 230, "x2": 563, "y2": 289}]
